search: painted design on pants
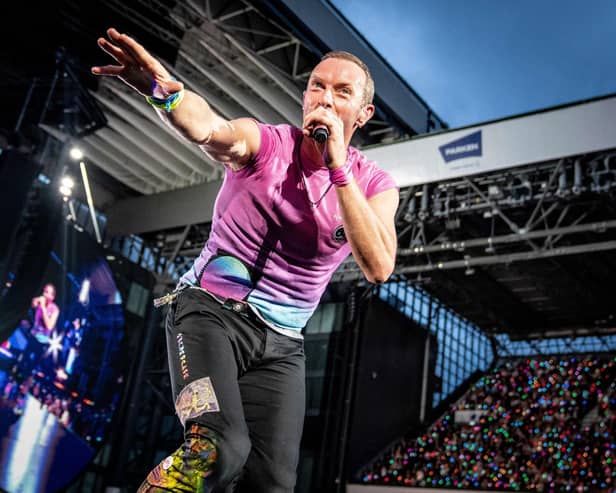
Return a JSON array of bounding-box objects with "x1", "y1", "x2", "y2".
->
[
  {"x1": 137, "y1": 423, "x2": 217, "y2": 493},
  {"x1": 177, "y1": 332, "x2": 189, "y2": 380},
  {"x1": 175, "y1": 376, "x2": 220, "y2": 427}
]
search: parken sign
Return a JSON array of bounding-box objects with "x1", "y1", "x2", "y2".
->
[{"x1": 439, "y1": 130, "x2": 482, "y2": 163}]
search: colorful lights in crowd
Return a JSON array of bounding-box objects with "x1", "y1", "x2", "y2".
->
[{"x1": 361, "y1": 356, "x2": 616, "y2": 492}]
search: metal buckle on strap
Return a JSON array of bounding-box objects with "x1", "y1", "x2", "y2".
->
[
  {"x1": 153, "y1": 284, "x2": 188, "y2": 308},
  {"x1": 153, "y1": 291, "x2": 178, "y2": 308}
]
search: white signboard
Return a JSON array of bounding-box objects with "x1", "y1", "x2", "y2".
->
[{"x1": 365, "y1": 96, "x2": 616, "y2": 188}]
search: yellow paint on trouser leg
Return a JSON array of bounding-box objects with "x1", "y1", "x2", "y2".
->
[{"x1": 137, "y1": 424, "x2": 217, "y2": 493}]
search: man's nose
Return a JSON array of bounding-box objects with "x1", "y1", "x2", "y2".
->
[{"x1": 317, "y1": 87, "x2": 333, "y2": 107}]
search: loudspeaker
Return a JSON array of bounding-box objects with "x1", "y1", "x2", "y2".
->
[
  {"x1": 0, "y1": 149, "x2": 41, "y2": 261},
  {"x1": 345, "y1": 296, "x2": 428, "y2": 475}
]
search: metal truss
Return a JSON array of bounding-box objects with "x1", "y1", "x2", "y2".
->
[
  {"x1": 52, "y1": 0, "x2": 408, "y2": 197},
  {"x1": 113, "y1": 0, "x2": 401, "y2": 131},
  {"x1": 78, "y1": 0, "x2": 410, "y2": 260},
  {"x1": 331, "y1": 149, "x2": 616, "y2": 282},
  {"x1": 110, "y1": 148, "x2": 616, "y2": 287},
  {"x1": 106, "y1": 221, "x2": 212, "y2": 286}
]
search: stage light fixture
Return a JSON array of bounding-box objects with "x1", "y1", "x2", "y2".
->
[
  {"x1": 61, "y1": 176, "x2": 75, "y2": 189},
  {"x1": 488, "y1": 184, "x2": 503, "y2": 199},
  {"x1": 69, "y1": 147, "x2": 84, "y2": 160},
  {"x1": 464, "y1": 256, "x2": 475, "y2": 276},
  {"x1": 572, "y1": 159, "x2": 583, "y2": 194},
  {"x1": 59, "y1": 175, "x2": 75, "y2": 198}
]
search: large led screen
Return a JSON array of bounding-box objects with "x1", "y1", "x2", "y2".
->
[{"x1": 0, "y1": 218, "x2": 125, "y2": 493}]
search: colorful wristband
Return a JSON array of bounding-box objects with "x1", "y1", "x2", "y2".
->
[
  {"x1": 145, "y1": 89, "x2": 185, "y2": 113},
  {"x1": 329, "y1": 164, "x2": 353, "y2": 187}
]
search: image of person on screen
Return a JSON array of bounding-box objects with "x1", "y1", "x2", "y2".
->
[
  {"x1": 31, "y1": 283, "x2": 60, "y2": 338},
  {"x1": 92, "y1": 27, "x2": 399, "y2": 493}
]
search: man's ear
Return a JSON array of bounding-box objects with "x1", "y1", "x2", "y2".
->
[{"x1": 356, "y1": 104, "x2": 375, "y2": 128}]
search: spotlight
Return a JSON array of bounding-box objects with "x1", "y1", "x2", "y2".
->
[
  {"x1": 464, "y1": 256, "x2": 475, "y2": 276},
  {"x1": 61, "y1": 176, "x2": 75, "y2": 189},
  {"x1": 488, "y1": 185, "x2": 503, "y2": 199},
  {"x1": 556, "y1": 167, "x2": 568, "y2": 197},
  {"x1": 59, "y1": 176, "x2": 74, "y2": 198},
  {"x1": 69, "y1": 147, "x2": 84, "y2": 160},
  {"x1": 510, "y1": 175, "x2": 532, "y2": 202},
  {"x1": 572, "y1": 159, "x2": 583, "y2": 194},
  {"x1": 78, "y1": 278, "x2": 91, "y2": 305},
  {"x1": 485, "y1": 238, "x2": 495, "y2": 254}
]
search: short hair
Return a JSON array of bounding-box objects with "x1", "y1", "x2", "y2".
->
[
  {"x1": 43, "y1": 283, "x2": 56, "y2": 296},
  {"x1": 319, "y1": 51, "x2": 375, "y2": 106}
]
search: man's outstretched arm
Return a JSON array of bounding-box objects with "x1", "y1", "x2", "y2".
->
[{"x1": 91, "y1": 27, "x2": 260, "y2": 169}]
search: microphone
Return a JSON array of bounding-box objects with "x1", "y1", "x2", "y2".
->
[{"x1": 312, "y1": 125, "x2": 329, "y2": 144}]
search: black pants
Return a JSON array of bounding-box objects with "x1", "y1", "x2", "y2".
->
[{"x1": 161, "y1": 287, "x2": 306, "y2": 492}]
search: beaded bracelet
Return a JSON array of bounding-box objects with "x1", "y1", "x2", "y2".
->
[
  {"x1": 145, "y1": 89, "x2": 185, "y2": 113},
  {"x1": 329, "y1": 163, "x2": 353, "y2": 187}
]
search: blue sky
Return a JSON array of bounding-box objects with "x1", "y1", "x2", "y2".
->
[{"x1": 330, "y1": 0, "x2": 616, "y2": 129}]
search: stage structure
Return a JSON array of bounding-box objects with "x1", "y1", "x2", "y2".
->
[
  {"x1": 330, "y1": 93, "x2": 616, "y2": 339},
  {"x1": 334, "y1": 93, "x2": 616, "y2": 277}
]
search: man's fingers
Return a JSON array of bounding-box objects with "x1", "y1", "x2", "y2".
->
[
  {"x1": 109, "y1": 29, "x2": 153, "y2": 68},
  {"x1": 97, "y1": 37, "x2": 128, "y2": 65},
  {"x1": 303, "y1": 112, "x2": 327, "y2": 129},
  {"x1": 91, "y1": 65, "x2": 125, "y2": 76},
  {"x1": 304, "y1": 116, "x2": 333, "y2": 135},
  {"x1": 107, "y1": 27, "x2": 121, "y2": 38},
  {"x1": 109, "y1": 29, "x2": 171, "y2": 82},
  {"x1": 304, "y1": 107, "x2": 336, "y2": 127}
]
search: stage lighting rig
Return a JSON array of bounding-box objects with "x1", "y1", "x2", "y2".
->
[
  {"x1": 69, "y1": 147, "x2": 84, "y2": 161},
  {"x1": 59, "y1": 175, "x2": 74, "y2": 199}
]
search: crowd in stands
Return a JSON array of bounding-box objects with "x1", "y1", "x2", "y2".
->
[{"x1": 360, "y1": 356, "x2": 616, "y2": 492}]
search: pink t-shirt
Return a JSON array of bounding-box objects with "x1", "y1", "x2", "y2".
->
[{"x1": 180, "y1": 123, "x2": 397, "y2": 331}]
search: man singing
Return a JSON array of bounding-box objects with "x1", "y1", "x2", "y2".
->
[
  {"x1": 31, "y1": 283, "x2": 60, "y2": 337},
  {"x1": 92, "y1": 27, "x2": 399, "y2": 492}
]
